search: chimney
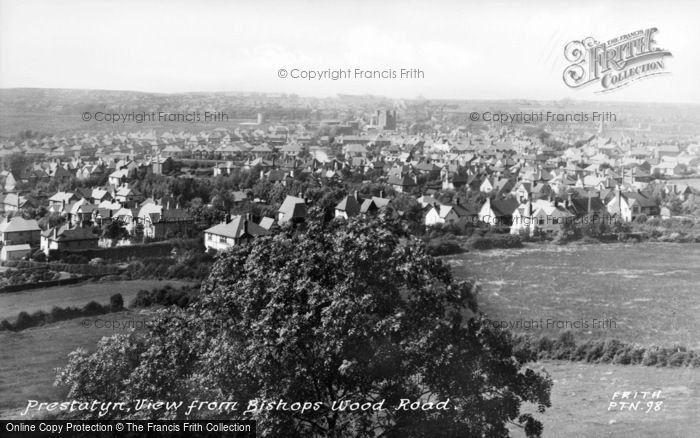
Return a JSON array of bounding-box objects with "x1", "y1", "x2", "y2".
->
[{"x1": 353, "y1": 190, "x2": 358, "y2": 201}]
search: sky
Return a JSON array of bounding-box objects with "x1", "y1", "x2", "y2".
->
[{"x1": 1, "y1": 0, "x2": 699, "y2": 103}]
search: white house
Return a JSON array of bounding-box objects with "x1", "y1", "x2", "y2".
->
[
  {"x1": 334, "y1": 194, "x2": 361, "y2": 219},
  {"x1": 204, "y1": 215, "x2": 270, "y2": 252},
  {"x1": 425, "y1": 204, "x2": 472, "y2": 226},
  {"x1": 278, "y1": 196, "x2": 306, "y2": 224},
  {"x1": 0, "y1": 243, "x2": 31, "y2": 262},
  {"x1": 510, "y1": 200, "x2": 573, "y2": 236}
]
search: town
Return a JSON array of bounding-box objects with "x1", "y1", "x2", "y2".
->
[{"x1": 0, "y1": 93, "x2": 697, "y2": 269}]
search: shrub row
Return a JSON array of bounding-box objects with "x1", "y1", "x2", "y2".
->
[
  {"x1": 0, "y1": 283, "x2": 198, "y2": 332},
  {"x1": 3, "y1": 260, "x2": 121, "y2": 276},
  {"x1": 122, "y1": 251, "x2": 214, "y2": 280},
  {"x1": 424, "y1": 235, "x2": 465, "y2": 256},
  {"x1": 50, "y1": 238, "x2": 202, "y2": 262},
  {"x1": 513, "y1": 331, "x2": 700, "y2": 368},
  {"x1": 0, "y1": 294, "x2": 124, "y2": 332},
  {"x1": 1, "y1": 268, "x2": 60, "y2": 286},
  {"x1": 466, "y1": 234, "x2": 523, "y2": 250},
  {"x1": 129, "y1": 284, "x2": 200, "y2": 308}
]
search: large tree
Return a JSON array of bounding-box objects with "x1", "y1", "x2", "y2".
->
[{"x1": 57, "y1": 213, "x2": 551, "y2": 437}]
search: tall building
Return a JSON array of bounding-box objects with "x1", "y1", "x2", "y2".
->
[{"x1": 376, "y1": 109, "x2": 396, "y2": 130}]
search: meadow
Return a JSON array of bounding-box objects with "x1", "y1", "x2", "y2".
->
[
  {"x1": 449, "y1": 242, "x2": 700, "y2": 349},
  {"x1": 0, "y1": 279, "x2": 192, "y2": 322},
  {"x1": 1, "y1": 244, "x2": 699, "y2": 437},
  {"x1": 0, "y1": 310, "x2": 155, "y2": 419}
]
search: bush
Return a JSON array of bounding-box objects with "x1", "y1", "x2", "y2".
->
[
  {"x1": 31, "y1": 250, "x2": 46, "y2": 262},
  {"x1": 110, "y1": 294, "x2": 124, "y2": 311},
  {"x1": 518, "y1": 333, "x2": 699, "y2": 369},
  {"x1": 129, "y1": 284, "x2": 198, "y2": 308},
  {"x1": 0, "y1": 300, "x2": 118, "y2": 332},
  {"x1": 466, "y1": 234, "x2": 522, "y2": 250},
  {"x1": 425, "y1": 236, "x2": 464, "y2": 256}
]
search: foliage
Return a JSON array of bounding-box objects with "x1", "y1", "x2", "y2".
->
[
  {"x1": 513, "y1": 331, "x2": 700, "y2": 368},
  {"x1": 129, "y1": 284, "x2": 199, "y2": 308},
  {"x1": 0, "y1": 296, "x2": 123, "y2": 332},
  {"x1": 55, "y1": 215, "x2": 551, "y2": 437},
  {"x1": 466, "y1": 234, "x2": 523, "y2": 250}
]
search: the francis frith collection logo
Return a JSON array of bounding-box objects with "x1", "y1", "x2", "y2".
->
[{"x1": 563, "y1": 28, "x2": 672, "y2": 93}]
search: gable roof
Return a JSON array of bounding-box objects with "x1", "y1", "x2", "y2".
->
[
  {"x1": 335, "y1": 195, "x2": 361, "y2": 216},
  {"x1": 205, "y1": 216, "x2": 270, "y2": 239},
  {"x1": 490, "y1": 198, "x2": 519, "y2": 216},
  {"x1": 278, "y1": 196, "x2": 307, "y2": 221},
  {"x1": 0, "y1": 217, "x2": 40, "y2": 233}
]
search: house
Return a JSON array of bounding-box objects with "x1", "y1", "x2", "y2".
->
[
  {"x1": 0, "y1": 217, "x2": 41, "y2": 246},
  {"x1": 417, "y1": 194, "x2": 441, "y2": 208},
  {"x1": 152, "y1": 156, "x2": 174, "y2": 175},
  {"x1": 90, "y1": 188, "x2": 113, "y2": 204},
  {"x1": 510, "y1": 200, "x2": 574, "y2": 236},
  {"x1": 478, "y1": 198, "x2": 519, "y2": 227},
  {"x1": 114, "y1": 206, "x2": 138, "y2": 234},
  {"x1": 512, "y1": 181, "x2": 552, "y2": 202},
  {"x1": 441, "y1": 172, "x2": 467, "y2": 190},
  {"x1": 480, "y1": 177, "x2": 512, "y2": 194},
  {"x1": 115, "y1": 185, "x2": 143, "y2": 207},
  {"x1": 204, "y1": 215, "x2": 270, "y2": 251},
  {"x1": 258, "y1": 217, "x2": 275, "y2": 230},
  {"x1": 425, "y1": 203, "x2": 475, "y2": 226},
  {"x1": 278, "y1": 196, "x2": 307, "y2": 224},
  {"x1": 359, "y1": 196, "x2": 391, "y2": 215},
  {"x1": 48, "y1": 192, "x2": 80, "y2": 214},
  {"x1": 0, "y1": 193, "x2": 33, "y2": 215},
  {"x1": 147, "y1": 209, "x2": 195, "y2": 239},
  {"x1": 387, "y1": 174, "x2": 417, "y2": 193},
  {"x1": 0, "y1": 244, "x2": 31, "y2": 262},
  {"x1": 41, "y1": 225, "x2": 100, "y2": 256},
  {"x1": 606, "y1": 191, "x2": 659, "y2": 222},
  {"x1": 108, "y1": 168, "x2": 130, "y2": 186},
  {"x1": 0, "y1": 170, "x2": 17, "y2": 191},
  {"x1": 334, "y1": 193, "x2": 361, "y2": 219}
]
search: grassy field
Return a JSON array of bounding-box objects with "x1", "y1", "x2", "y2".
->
[
  {"x1": 449, "y1": 242, "x2": 700, "y2": 349},
  {"x1": 0, "y1": 279, "x2": 192, "y2": 322},
  {"x1": 3, "y1": 316, "x2": 699, "y2": 437},
  {"x1": 0, "y1": 309, "x2": 155, "y2": 419},
  {"x1": 1, "y1": 243, "x2": 699, "y2": 436},
  {"x1": 513, "y1": 361, "x2": 700, "y2": 438}
]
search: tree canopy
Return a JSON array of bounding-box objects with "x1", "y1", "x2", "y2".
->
[{"x1": 57, "y1": 214, "x2": 551, "y2": 437}]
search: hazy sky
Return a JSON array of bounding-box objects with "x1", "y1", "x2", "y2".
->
[{"x1": 1, "y1": 0, "x2": 699, "y2": 103}]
